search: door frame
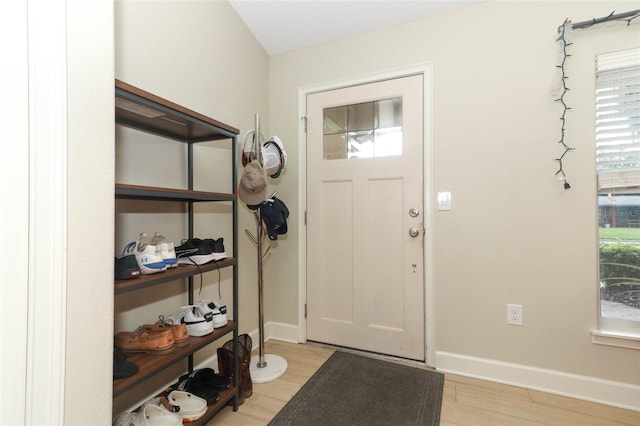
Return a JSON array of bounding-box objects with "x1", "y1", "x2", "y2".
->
[
  {"x1": 296, "y1": 64, "x2": 436, "y2": 366},
  {"x1": 1, "y1": 1, "x2": 69, "y2": 424}
]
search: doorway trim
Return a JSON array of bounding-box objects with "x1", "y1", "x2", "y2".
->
[{"x1": 296, "y1": 64, "x2": 436, "y2": 366}]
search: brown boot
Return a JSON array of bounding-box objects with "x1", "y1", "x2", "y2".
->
[
  {"x1": 217, "y1": 346, "x2": 244, "y2": 405},
  {"x1": 219, "y1": 334, "x2": 253, "y2": 399},
  {"x1": 237, "y1": 334, "x2": 253, "y2": 398}
]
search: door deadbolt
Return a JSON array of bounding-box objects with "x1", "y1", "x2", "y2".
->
[
  {"x1": 409, "y1": 208, "x2": 420, "y2": 217},
  {"x1": 409, "y1": 227, "x2": 420, "y2": 237}
]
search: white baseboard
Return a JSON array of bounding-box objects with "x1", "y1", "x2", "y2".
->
[
  {"x1": 263, "y1": 321, "x2": 300, "y2": 344},
  {"x1": 436, "y1": 351, "x2": 640, "y2": 412}
]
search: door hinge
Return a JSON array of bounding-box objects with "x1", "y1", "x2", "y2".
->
[
  {"x1": 302, "y1": 116, "x2": 307, "y2": 133},
  {"x1": 304, "y1": 303, "x2": 307, "y2": 318},
  {"x1": 304, "y1": 210, "x2": 307, "y2": 225}
]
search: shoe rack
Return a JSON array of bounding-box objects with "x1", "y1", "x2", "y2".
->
[{"x1": 113, "y1": 80, "x2": 240, "y2": 422}]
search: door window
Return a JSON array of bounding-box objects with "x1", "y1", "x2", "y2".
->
[{"x1": 323, "y1": 97, "x2": 402, "y2": 160}]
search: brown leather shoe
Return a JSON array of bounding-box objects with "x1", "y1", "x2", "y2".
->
[
  {"x1": 146, "y1": 315, "x2": 190, "y2": 347},
  {"x1": 115, "y1": 326, "x2": 175, "y2": 355}
]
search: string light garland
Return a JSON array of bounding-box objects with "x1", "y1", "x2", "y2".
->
[
  {"x1": 554, "y1": 19, "x2": 574, "y2": 190},
  {"x1": 553, "y1": 9, "x2": 640, "y2": 190}
]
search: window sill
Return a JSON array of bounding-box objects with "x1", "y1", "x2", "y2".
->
[{"x1": 591, "y1": 329, "x2": 640, "y2": 350}]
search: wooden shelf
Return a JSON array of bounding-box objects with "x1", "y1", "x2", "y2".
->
[
  {"x1": 116, "y1": 183, "x2": 236, "y2": 202},
  {"x1": 113, "y1": 321, "x2": 236, "y2": 396},
  {"x1": 192, "y1": 385, "x2": 238, "y2": 425},
  {"x1": 115, "y1": 79, "x2": 239, "y2": 143},
  {"x1": 115, "y1": 258, "x2": 237, "y2": 294}
]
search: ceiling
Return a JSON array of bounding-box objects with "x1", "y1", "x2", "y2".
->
[{"x1": 229, "y1": 0, "x2": 483, "y2": 55}]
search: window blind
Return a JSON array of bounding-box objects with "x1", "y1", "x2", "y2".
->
[{"x1": 596, "y1": 48, "x2": 640, "y2": 190}]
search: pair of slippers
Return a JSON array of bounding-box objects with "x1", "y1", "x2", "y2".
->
[
  {"x1": 162, "y1": 390, "x2": 207, "y2": 422},
  {"x1": 113, "y1": 390, "x2": 207, "y2": 426},
  {"x1": 173, "y1": 368, "x2": 230, "y2": 406}
]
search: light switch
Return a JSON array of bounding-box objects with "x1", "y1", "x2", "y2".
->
[{"x1": 437, "y1": 191, "x2": 452, "y2": 211}]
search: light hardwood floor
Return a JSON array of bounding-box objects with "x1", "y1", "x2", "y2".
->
[{"x1": 209, "y1": 340, "x2": 639, "y2": 425}]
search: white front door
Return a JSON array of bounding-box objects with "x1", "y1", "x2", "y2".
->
[{"x1": 306, "y1": 74, "x2": 425, "y2": 361}]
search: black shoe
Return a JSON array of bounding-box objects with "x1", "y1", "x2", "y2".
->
[
  {"x1": 176, "y1": 238, "x2": 212, "y2": 265},
  {"x1": 204, "y1": 238, "x2": 227, "y2": 260},
  {"x1": 173, "y1": 370, "x2": 221, "y2": 406},
  {"x1": 179, "y1": 368, "x2": 230, "y2": 391},
  {"x1": 113, "y1": 350, "x2": 139, "y2": 379},
  {"x1": 176, "y1": 238, "x2": 226, "y2": 265},
  {"x1": 114, "y1": 255, "x2": 140, "y2": 280}
]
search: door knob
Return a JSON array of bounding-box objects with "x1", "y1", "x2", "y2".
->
[
  {"x1": 409, "y1": 227, "x2": 420, "y2": 237},
  {"x1": 409, "y1": 208, "x2": 420, "y2": 217}
]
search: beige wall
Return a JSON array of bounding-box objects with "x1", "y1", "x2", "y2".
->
[
  {"x1": 268, "y1": 0, "x2": 640, "y2": 386},
  {"x1": 65, "y1": 0, "x2": 114, "y2": 424}
]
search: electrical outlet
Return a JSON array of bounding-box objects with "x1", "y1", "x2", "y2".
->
[{"x1": 507, "y1": 304, "x2": 523, "y2": 326}]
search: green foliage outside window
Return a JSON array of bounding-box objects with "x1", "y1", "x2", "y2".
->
[
  {"x1": 600, "y1": 243, "x2": 640, "y2": 285},
  {"x1": 600, "y1": 243, "x2": 640, "y2": 309}
]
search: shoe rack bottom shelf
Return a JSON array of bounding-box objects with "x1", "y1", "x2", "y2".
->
[
  {"x1": 193, "y1": 386, "x2": 238, "y2": 424},
  {"x1": 127, "y1": 385, "x2": 237, "y2": 426},
  {"x1": 113, "y1": 321, "x2": 236, "y2": 396}
]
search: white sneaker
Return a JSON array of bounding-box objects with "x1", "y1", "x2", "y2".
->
[
  {"x1": 199, "y1": 299, "x2": 228, "y2": 328},
  {"x1": 179, "y1": 305, "x2": 214, "y2": 336},
  {"x1": 123, "y1": 233, "x2": 167, "y2": 275},
  {"x1": 150, "y1": 232, "x2": 177, "y2": 268}
]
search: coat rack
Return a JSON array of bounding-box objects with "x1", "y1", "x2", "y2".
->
[{"x1": 246, "y1": 113, "x2": 288, "y2": 383}]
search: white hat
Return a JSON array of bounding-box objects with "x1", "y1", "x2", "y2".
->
[
  {"x1": 238, "y1": 160, "x2": 266, "y2": 206},
  {"x1": 271, "y1": 135, "x2": 287, "y2": 168},
  {"x1": 261, "y1": 136, "x2": 287, "y2": 178},
  {"x1": 260, "y1": 144, "x2": 281, "y2": 177}
]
